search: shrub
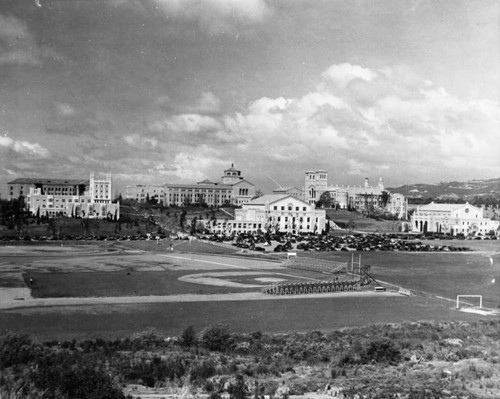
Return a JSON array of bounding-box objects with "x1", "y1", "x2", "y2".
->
[
  {"x1": 362, "y1": 339, "x2": 401, "y2": 364},
  {"x1": 180, "y1": 326, "x2": 197, "y2": 348},
  {"x1": 227, "y1": 374, "x2": 248, "y2": 399},
  {"x1": 190, "y1": 359, "x2": 217, "y2": 384},
  {"x1": 200, "y1": 324, "x2": 233, "y2": 352}
]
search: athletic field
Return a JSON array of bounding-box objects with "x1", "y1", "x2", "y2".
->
[{"x1": 0, "y1": 239, "x2": 498, "y2": 341}]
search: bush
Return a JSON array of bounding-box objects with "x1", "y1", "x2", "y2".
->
[
  {"x1": 200, "y1": 324, "x2": 233, "y2": 352},
  {"x1": 362, "y1": 339, "x2": 401, "y2": 364},
  {"x1": 180, "y1": 325, "x2": 197, "y2": 348}
]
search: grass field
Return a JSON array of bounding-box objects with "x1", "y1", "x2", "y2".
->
[
  {"x1": 0, "y1": 295, "x2": 484, "y2": 341},
  {"x1": 0, "y1": 239, "x2": 499, "y2": 341}
]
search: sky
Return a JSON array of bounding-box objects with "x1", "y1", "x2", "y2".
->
[{"x1": 0, "y1": 0, "x2": 499, "y2": 197}]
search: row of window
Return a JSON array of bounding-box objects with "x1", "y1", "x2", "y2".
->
[{"x1": 273, "y1": 205, "x2": 309, "y2": 211}]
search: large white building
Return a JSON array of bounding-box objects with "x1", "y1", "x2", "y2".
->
[
  {"x1": 411, "y1": 202, "x2": 499, "y2": 236},
  {"x1": 209, "y1": 194, "x2": 326, "y2": 235},
  {"x1": 125, "y1": 185, "x2": 165, "y2": 204},
  {"x1": 304, "y1": 170, "x2": 406, "y2": 217},
  {"x1": 126, "y1": 165, "x2": 256, "y2": 207},
  {"x1": 9, "y1": 172, "x2": 120, "y2": 219}
]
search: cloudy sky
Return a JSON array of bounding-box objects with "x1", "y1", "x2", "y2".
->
[{"x1": 1, "y1": 0, "x2": 499, "y2": 196}]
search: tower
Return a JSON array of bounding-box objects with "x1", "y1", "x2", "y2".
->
[
  {"x1": 304, "y1": 170, "x2": 328, "y2": 204},
  {"x1": 221, "y1": 163, "x2": 243, "y2": 185}
]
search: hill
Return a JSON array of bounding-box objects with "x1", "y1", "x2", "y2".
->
[{"x1": 387, "y1": 177, "x2": 500, "y2": 204}]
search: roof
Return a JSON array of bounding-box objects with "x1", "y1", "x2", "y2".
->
[
  {"x1": 327, "y1": 185, "x2": 384, "y2": 195},
  {"x1": 164, "y1": 183, "x2": 232, "y2": 190},
  {"x1": 245, "y1": 194, "x2": 310, "y2": 206},
  {"x1": 197, "y1": 179, "x2": 217, "y2": 185},
  {"x1": 273, "y1": 186, "x2": 303, "y2": 192},
  {"x1": 418, "y1": 202, "x2": 473, "y2": 211},
  {"x1": 7, "y1": 178, "x2": 89, "y2": 185},
  {"x1": 230, "y1": 179, "x2": 255, "y2": 187}
]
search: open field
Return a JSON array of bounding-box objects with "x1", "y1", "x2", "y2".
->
[{"x1": 0, "y1": 239, "x2": 499, "y2": 341}]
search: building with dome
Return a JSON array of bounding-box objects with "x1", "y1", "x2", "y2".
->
[{"x1": 126, "y1": 165, "x2": 255, "y2": 207}]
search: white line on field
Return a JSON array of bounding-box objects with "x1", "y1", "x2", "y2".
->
[{"x1": 159, "y1": 254, "x2": 249, "y2": 269}]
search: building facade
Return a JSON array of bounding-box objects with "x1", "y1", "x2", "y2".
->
[
  {"x1": 209, "y1": 194, "x2": 326, "y2": 235},
  {"x1": 127, "y1": 165, "x2": 256, "y2": 207},
  {"x1": 125, "y1": 185, "x2": 165, "y2": 203},
  {"x1": 411, "y1": 202, "x2": 499, "y2": 236},
  {"x1": 272, "y1": 186, "x2": 305, "y2": 201},
  {"x1": 304, "y1": 170, "x2": 406, "y2": 217},
  {"x1": 9, "y1": 172, "x2": 120, "y2": 219}
]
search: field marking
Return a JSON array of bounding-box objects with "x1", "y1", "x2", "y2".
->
[{"x1": 159, "y1": 254, "x2": 249, "y2": 269}]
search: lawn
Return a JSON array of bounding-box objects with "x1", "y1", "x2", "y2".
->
[
  {"x1": 305, "y1": 251, "x2": 500, "y2": 308},
  {"x1": 0, "y1": 294, "x2": 483, "y2": 341},
  {"x1": 23, "y1": 269, "x2": 324, "y2": 298}
]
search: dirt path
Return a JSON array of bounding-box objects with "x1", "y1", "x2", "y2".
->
[{"x1": 0, "y1": 289, "x2": 400, "y2": 310}]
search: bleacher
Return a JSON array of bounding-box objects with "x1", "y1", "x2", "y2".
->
[{"x1": 283, "y1": 257, "x2": 348, "y2": 274}]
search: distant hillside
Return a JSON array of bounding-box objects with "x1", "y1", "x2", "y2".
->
[{"x1": 387, "y1": 177, "x2": 500, "y2": 204}]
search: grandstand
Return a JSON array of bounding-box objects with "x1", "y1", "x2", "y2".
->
[{"x1": 282, "y1": 257, "x2": 348, "y2": 274}]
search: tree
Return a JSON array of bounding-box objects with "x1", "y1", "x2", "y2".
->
[
  {"x1": 381, "y1": 191, "x2": 390, "y2": 207},
  {"x1": 200, "y1": 323, "x2": 232, "y2": 352},
  {"x1": 252, "y1": 189, "x2": 263, "y2": 200},
  {"x1": 180, "y1": 325, "x2": 197, "y2": 347},
  {"x1": 318, "y1": 191, "x2": 333, "y2": 208},
  {"x1": 190, "y1": 217, "x2": 198, "y2": 235},
  {"x1": 179, "y1": 210, "x2": 187, "y2": 230}
]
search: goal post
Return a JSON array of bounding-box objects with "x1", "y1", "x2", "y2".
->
[{"x1": 456, "y1": 295, "x2": 482, "y2": 309}]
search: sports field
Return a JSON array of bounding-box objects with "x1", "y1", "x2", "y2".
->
[{"x1": 0, "y1": 239, "x2": 498, "y2": 341}]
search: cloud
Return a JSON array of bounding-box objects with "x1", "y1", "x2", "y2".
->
[
  {"x1": 124, "y1": 134, "x2": 159, "y2": 149},
  {"x1": 91, "y1": 62, "x2": 500, "y2": 190},
  {"x1": 55, "y1": 102, "x2": 77, "y2": 117},
  {"x1": 150, "y1": 113, "x2": 222, "y2": 135},
  {"x1": 157, "y1": 92, "x2": 222, "y2": 114},
  {"x1": 152, "y1": 0, "x2": 272, "y2": 34},
  {"x1": 0, "y1": 135, "x2": 50, "y2": 157},
  {"x1": 322, "y1": 63, "x2": 378, "y2": 88},
  {"x1": 0, "y1": 13, "x2": 62, "y2": 66},
  {"x1": 215, "y1": 63, "x2": 500, "y2": 185},
  {"x1": 45, "y1": 103, "x2": 108, "y2": 136},
  {"x1": 146, "y1": 145, "x2": 227, "y2": 182}
]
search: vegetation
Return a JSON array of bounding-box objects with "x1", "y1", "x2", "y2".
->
[{"x1": 1, "y1": 320, "x2": 500, "y2": 398}]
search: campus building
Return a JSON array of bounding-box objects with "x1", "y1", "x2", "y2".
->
[
  {"x1": 209, "y1": 194, "x2": 326, "y2": 235},
  {"x1": 411, "y1": 202, "x2": 499, "y2": 236},
  {"x1": 272, "y1": 186, "x2": 305, "y2": 201},
  {"x1": 304, "y1": 170, "x2": 407, "y2": 218},
  {"x1": 8, "y1": 172, "x2": 120, "y2": 219},
  {"x1": 126, "y1": 165, "x2": 256, "y2": 207},
  {"x1": 125, "y1": 185, "x2": 165, "y2": 203}
]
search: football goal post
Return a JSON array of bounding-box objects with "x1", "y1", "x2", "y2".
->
[{"x1": 456, "y1": 295, "x2": 482, "y2": 309}]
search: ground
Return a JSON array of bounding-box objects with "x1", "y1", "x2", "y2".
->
[{"x1": 0, "y1": 238, "x2": 498, "y2": 341}]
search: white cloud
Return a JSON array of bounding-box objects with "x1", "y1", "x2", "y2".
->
[
  {"x1": 150, "y1": 114, "x2": 222, "y2": 134},
  {"x1": 141, "y1": 62, "x2": 500, "y2": 188},
  {"x1": 322, "y1": 63, "x2": 377, "y2": 87},
  {"x1": 0, "y1": 135, "x2": 50, "y2": 157},
  {"x1": 193, "y1": 92, "x2": 221, "y2": 114},
  {"x1": 148, "y1": 145, "x2": 227, "y2": 182},
  {"x1": 124, "y1": 134, "x2": 159, "y2": 149},
  {"x1": 219, "y1": 63, "x2": 500, "y2": 184},
  {"x1": 55, "y1": 102, "x2": 77, "y2": 117}
]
